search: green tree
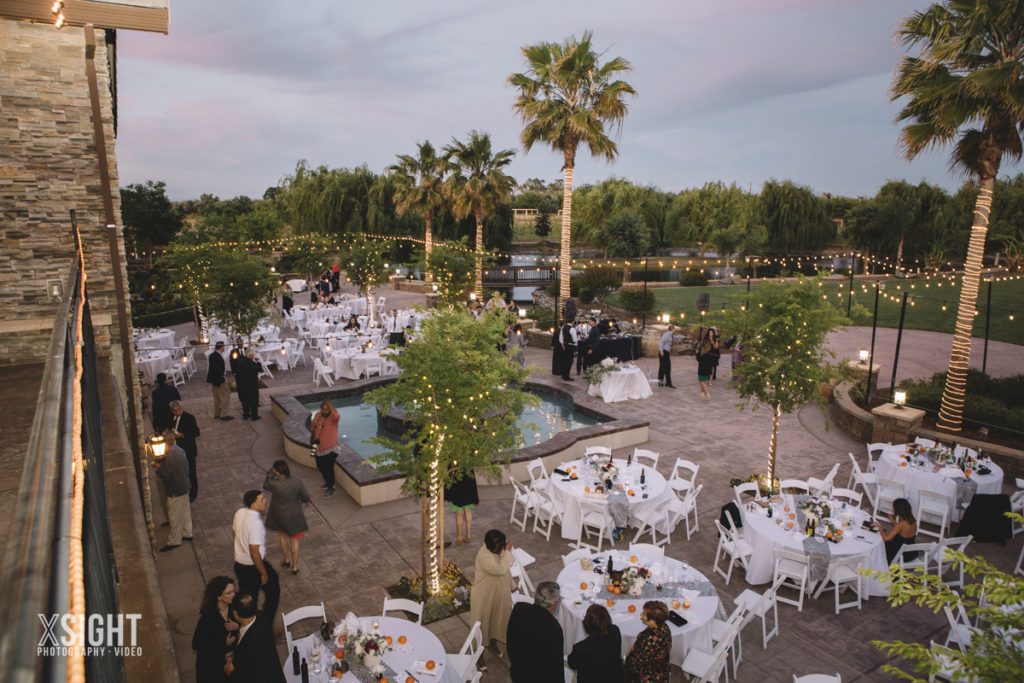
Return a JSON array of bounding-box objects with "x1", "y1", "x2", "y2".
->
[
  {"x1": 990, "y1": 173, "x2": 1024, "y2": 266},
  {"x1": 278, "y1": 160, "x2": 377, "y2": 235},
  {"x1": 534, "y1": 211, "x2": 552, "y2": 238},
  {"x1": 600, "y1": 210, "x2": 650, "y2": 257},
  {"x1": 426, "y1": 243, "x2": 476, "y2": 305},
  {"x1": 389, "y1": 141, "x2": 449, "y2": 280},
  {"x1": 666, "y1": 182, "x2": 763, "y2": 266},
  {"x1": 120, "y1": 180, "x2": 182, "y2": 252},
  {"x1": 279, "y1": 232, "x2": 338, "y2": 280},
  {"x1": 510, "y1": 31, "x2": 636, "y2": 300},
  {"x1": 758, "y1": 179, "x2": 835, "y2": 253},
  {"x1": 344, "y1": 238, "x2": 392, "y2": 326},
  {"x1": 891, "y1": 0, "x2": 1024, "y2": 432},
  {"x1": 444, "y1": 131, "x2": 516, "y2": 298},
  {"x1": 716, "y1": 279, "x2": 851, "y2": 485},
  {"x1": 203, "y1": 253, "x2": 275, "y2": 338},
  {"x1": 364, "y1": 309, "x2": 533, "y2": 595}
]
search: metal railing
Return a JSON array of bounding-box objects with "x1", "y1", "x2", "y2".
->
[
  {"x1": 482, "y1": 265, "x2": 558, "y2": 285},
  {"x1": 0, "y1": 223, "x2": 123, "y2": 682}
]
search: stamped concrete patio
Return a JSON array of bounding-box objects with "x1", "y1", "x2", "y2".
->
[{"x1": 151, "y1": 284, "x2": 1023, "y2": 682}]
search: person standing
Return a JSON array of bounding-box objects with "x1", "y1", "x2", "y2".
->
[
  {"x1": 192, "y1": 576, "x2": 239, "y2": 683},
  {"x1": 280, "y1": 283, "x2": 294, "y2": 318},
  {"x1": 507, "y1": 581, "x2": 564, "y2": 683},
  {"x1": 507, "y1": 323, "x2": 527, "y2": 368},
  {"x1": 469, "y1": 529, "x2": 515, "y2": 658},
  {"x1": 310, "y1": 399, "x2": 340, "y2": 498},
  {"x1": 695, "y1": 334, "x2": 720, "y2": 401},
  {"x1": 151, "y1": 372, "x2": 181, "y2": 433},
  {"x1": 234, "y1": 349, "x2": 262, "y2": 421},
  {"x1": 207, "y1": 341, "x2": 233, "y2": 421},
  {"x1": 170, "y1": 400, "x2": 202, "y2": 502},
  {"x1": 154, "y1": 430, "x2": 192, "y2": 552},
  {"x1": 385, "y1": 308, "x2": 406, "y2": 346},
  {"x1": 223, "y1": 593, "x2": 285, "y2": 683},
  {"x1": 568, "y1": 604, "x2": 624, "y2": 683},
  {"x1": 657, "y1": 325, "x2": 676, "y2": 388},
  {"x1": 263, "y1": 460, "x2": 310, "y2": 575},
  {"x1": 583, "y1": 317, "x2": 601, "y2": 370},
  {"x1": 445, "y1": 468, "x2": 479, "y2": 545},
  {"x1": 575, "y1": 318, "x2": 591, "y2": 375},
  {"x1": 232, "y1": 490, "x2": 280, "y2": 619},
  {"x1": 624, "y1": 601, "x2": 672, "y2": 683},
  {"x1": 229, "y1": 336, "x2": 244, "y2": 374},
  {"x1": 551, "y1": 320, "x2": 576, "y2": 381}
]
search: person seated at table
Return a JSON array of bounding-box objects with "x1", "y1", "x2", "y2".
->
[
  {"x1": 624, "y1": 601, "x2": 671, "y2": 683},
  {"x1": 568, "y1": 603, "x2": 624, "y2": 683},
  {"x1": 507, "y1": 581, "x2": 564, "y2": 683},
  {"x1": 343, "y1": 314, "x2": 361, "y2": 332},
  {"x1": 883, "y1": 497, "x2": 919, "y2": 564}
]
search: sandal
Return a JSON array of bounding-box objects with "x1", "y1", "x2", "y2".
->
[
  {"x1": 292, "y1": 567, "x2": 300, "y2": 575},
  {"x1": 282, "y1": 560, "x2": 291, "y2": 568}
]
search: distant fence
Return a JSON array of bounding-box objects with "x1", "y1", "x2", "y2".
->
[{"x1": 483, "y1": 265, "x2": 558, "y2": 285}]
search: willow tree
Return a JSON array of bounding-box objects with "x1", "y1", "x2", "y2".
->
[
  {"x1": 717, "y1": 279, "x2": 851, "y2": 487},
  {"x1": 891, "y1": 0, "x2": 1024, "y2": 432},
  {"x1": 364, "y1": 309, "x2": 533, "y2": 595},
  {"x1": 444, "y1": 131, "x2": 516, "y2": 298},
  {"x1": 509, "y1": 31, "x2": 636, "y2": 300},
  {"x1": 390, "y1": 141, "x2": 448, "y2": 281}
]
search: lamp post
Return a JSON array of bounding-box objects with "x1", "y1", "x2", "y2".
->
[
  {"x1": 889, "y1": 291, "x2": 911, "y2": 402},
  {"x1": 866, "y1": 282, "x2": 884, "y2": 406}
]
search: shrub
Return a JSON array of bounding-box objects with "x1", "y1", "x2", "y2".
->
[
  {"x1": 575, "y1": 267, "x2": 622, "y2": 304},
  {"x1": 679, "y1": 270, "x2": 709, "y2": 286},
  {"x1": 529, "y1": 307, "x2": 557, "y2": 330},
  {"x1": 618, "y1": 288, "x2": 655, "y2": 316},
  {"x1": 902, "y1": 370, "x2": 1024, "y2": 436}
]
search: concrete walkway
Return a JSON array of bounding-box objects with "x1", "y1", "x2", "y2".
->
[{"x1": 150, "y1": 285, "x2": 1022, "y2": 682}]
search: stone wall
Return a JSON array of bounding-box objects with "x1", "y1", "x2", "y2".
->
[{"x1": 0, "y1": 19, "x2": 128, "y2": 364}]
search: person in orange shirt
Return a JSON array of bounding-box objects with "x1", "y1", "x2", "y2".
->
[{"x1": 310, "y1": 400, "x2": 340, "y2": 497}]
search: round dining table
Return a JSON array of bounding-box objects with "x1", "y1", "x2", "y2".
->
[
  {"x1": 874, "y1": 444, "x2": 1004, "y2": 523},
  {"x1": 283, "y1": 615, "x2": 447, "y2": 683},
  {"x1": 136, "y1": 349, "x2": 171, "y2": 384},
  {"x1": 557, "y1": 549, "x2": 720, "y2": 666},
  {"x1": 586, "y1": 365, "x2": 652, "y2": 403},
  {"x1": 740, "y1": 494, "x2": 889, "y2": 597},
  {"x1": 135, "y1": 329, "x2": 175, "y2": 351},
  {"x1": 549, "y1": 458, "x2": 670, "y2": 541}
]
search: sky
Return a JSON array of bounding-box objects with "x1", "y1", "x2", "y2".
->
[{"x1": 114, "y1": 0, "x2": 1020, "y2": 202}]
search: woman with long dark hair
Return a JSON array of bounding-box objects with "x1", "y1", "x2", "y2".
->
[
  {"x1": 263, "y1": 459, "x2": 311, "y2": 574},
  {"x1": 568, "y1": 603, "x2": 624, "y2": 682},
  {"x1": 191, "y1": 575, "x2": 238, "y2": 682},
  {"x1": 883, "y1": 497, "x2": 919, "y2": 563}
]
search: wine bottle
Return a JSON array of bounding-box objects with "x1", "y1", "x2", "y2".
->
[
  {"x1": 301, "y1": 658, "x2": 309, "y2": 683},
  {"x1": 608, "y1": 555, "x2": 614, "y2": 575},
  {"x1": 640, "y1": 469, "x2": 646, "y2": 486},
  {"x1": 292, "y1": 646, "x2": 300, "y2": 675}
]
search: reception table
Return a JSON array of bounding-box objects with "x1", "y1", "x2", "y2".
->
[
  {"x1": 587, "y1": 366, "x2": 652, "y2": 403},
  {"x1": 136, "y1": 329, "x2": 175, "y2": 351}
]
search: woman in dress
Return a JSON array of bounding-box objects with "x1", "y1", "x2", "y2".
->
[
  {"x1": 343, "y1": 314, "x2": 361, "y2": 332},
  {"x1": 445, "y1": 467, "x2": 480, "y2": 544},
  {"x1": 469, "y1": 529, "x2": 515, "y2": 658},
  {"x1": 624, "y1": 601, "x2": 672, "y2": 683},
  {"x1": 263, "y1": 460, "x2": 311, "y2": 575},
  {"x1": 883, "y1": 497, "x2": 919, "y2": 564},
  {"x1": 568, "y1": 603, "x2": 624, "y2": 683},
  {"x1": 695, "y1": 334, "x2": 719, "y2": 401},
  {"x1": 191, "y1": 575, "x2": 239, "y2": 683}
]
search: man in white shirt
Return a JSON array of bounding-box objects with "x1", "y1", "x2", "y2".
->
[
  {"x1": 232, "y1": 490, "x2": 279, "y2": 619},
  {"x1": 658, "y1": 324, "x2": 677, "y2": 388},
  {"x1": 386, "y1": 308, "x2": 406, "y2": 346}
]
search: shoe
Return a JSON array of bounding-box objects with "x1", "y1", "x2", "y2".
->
[
  {"x1": 182, "y1": 536, "x2": 194, "y2": 541},
  {"x1": 657, "y1": 381, "x2": 663, "y2": 386},
  {"x1": 563, "y1": 377, "x2": 575, "y2": 381},
  {"x1": 292, "y1": 567, "x2": 300, "y2": 576},
  {"x1": 324, "y1": 488, "x2": 334, "y2": 498},
  {"x1": 220, "y1": 416, "x2": 234, "y2": 421},
  {"x1": 159, "y1": 544, "x2": 180, "y2": 552},
  {"x1": 242, "y1": 416, "x2": 250, "y2": 420},
  {"x1": 251, "y1": 416, "x2": 261, "y2": 421},
  {"x1": 665, "y1": 384, "x2": 675, "y2": 389},
  {"x1": 320, "y1": 483, "x2": 330, "y2": 489},
  {"x1": 282, "y1": 560, "x2": 291, "y2": 568}
]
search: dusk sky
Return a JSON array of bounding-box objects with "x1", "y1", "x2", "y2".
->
[{"x1": 115, "y1": 0, "x2": 1020, "y2": 202}]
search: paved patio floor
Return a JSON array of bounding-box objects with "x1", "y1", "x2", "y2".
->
[{"x1": 149, "y1": 284, "x2": 1023, "y2": 682}]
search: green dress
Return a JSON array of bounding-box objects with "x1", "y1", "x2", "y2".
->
[{"x1": 624, "y1": 623, "x2": 671, "y2": 683}]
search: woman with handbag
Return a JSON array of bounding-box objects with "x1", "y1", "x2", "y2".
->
[{"x1": 310, "y1": 399, "x2": 340, "y2": 498}]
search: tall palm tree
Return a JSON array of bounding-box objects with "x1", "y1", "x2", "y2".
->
[
  {"x1": 389, "y1": 141, "x2": 448, "y2": 281},
  {"x1": 891, "y1": 1, "x2": 1024, "y2": 433},
  {"x1": 444, "y1": 131, "x2": 516, "y2": 298},
  {"x1": 509, "y1": 31, "x2": 636, "y2": 301}
]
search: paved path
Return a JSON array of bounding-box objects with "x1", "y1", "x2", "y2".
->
[{"x1": 151, "y1": 284, "x2": 1021, "y2": 682}]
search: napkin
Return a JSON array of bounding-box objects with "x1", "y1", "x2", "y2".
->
[
  {"x1": 411, "y1": 660, "x2": 439, "y2": 677},
  {"x1": 337, "y1": 611, "x2": 360, "y2": 636}
]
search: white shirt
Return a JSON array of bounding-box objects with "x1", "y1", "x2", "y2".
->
[
  {"x1": 236, "y1": 618, "x2": 255, "y2": 644},
  {"x1": 387, "y1": 315, "x2": 401, "y2": 333},
  {"x1": 232, "y1": 508, "x2": 266, "y2": 565}
]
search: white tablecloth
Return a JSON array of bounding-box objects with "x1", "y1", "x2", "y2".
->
[
  {"x1": 329, "y1": 350, "x2": 388, "y2": 380},
  {"x1": 284, "y1": 616, "x2": 447, "y2": 683},
  {"x1": 136, "y1": 350, "x2": 171, "y2": 384},
  {"x1": 549, "y1": 459, "x2": 670, "y2": 541},
  {"x1": 874, "y1": 444, "x2": 1003, "y2": 523},
  {"x1": 136, "y1": 329, "x2": 175, "y2": 351},
  {"x1": 257, "y1": 342, "x2": 290, "y2": 370},
  {"x1": 586, "y1": 366, "x2": 652, "y2": 403},
  {"x1": 740, "y1": 496, "x2": 889, "y2": 597},
  {"x1": 557, "y1": 550, "x2": 719, "y2": 666},
  {"x1": 285, "y1": 278, "x2": 308, "y2": 293},
  {"x1": 252, "y1": 324, "x2": 280, "y2": 342}
]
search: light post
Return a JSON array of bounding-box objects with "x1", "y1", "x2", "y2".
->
[
  {"x1": 889, "y1": 291, "x2": 911, "y2": 402},
  {"x1": 866, "y1": 282, "x2": 884, "y2": 406}
]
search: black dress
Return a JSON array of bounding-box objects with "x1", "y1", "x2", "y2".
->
[
  {"x1": 568, "y1": 625, "x2": 625, "y2": 683},
  {"x1": 445, "y1": 472, "x2": 480, "y2": 509},
  {"x1": 885, "y1": 532, "x2": 918, "y2": 564},
  {"x1": 192, "y1": 609, "x2": 233, "y2": 682}
]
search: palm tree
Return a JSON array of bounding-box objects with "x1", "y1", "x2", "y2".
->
[
  {"x1": 389, "y1": 141, "x2": 448, "y2": 281},
  {"x1": 509, "y1": 31, "x2": 636, "y2": 301},
  {"x1": 891, "y1": 1, "x2": 1024, "y2": 433},
  {"x1": 444, "y1": 131, "x2": 516, "y2": 298}
]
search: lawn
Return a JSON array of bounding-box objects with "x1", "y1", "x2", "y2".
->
[{"x1": 605, "y1": 275, "x2": 1024, "y2": 345}]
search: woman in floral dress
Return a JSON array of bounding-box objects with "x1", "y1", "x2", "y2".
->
[{"x1": 624, "y1": 601, "x2": 672, "y2": 683}]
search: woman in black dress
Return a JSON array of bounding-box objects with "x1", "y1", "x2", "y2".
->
[
  {"x1": 568, "y1": 604, "x2": 624, "y2": 683},
  {"x1": 191, "y1": 575, "x2": 239, "y2": 682},
  {"x1": 883, "y1": 498, "x2": 919, "y2": 563},
  {"x1": 445, "y1": 468, "x2": 480, "y2": 544}
]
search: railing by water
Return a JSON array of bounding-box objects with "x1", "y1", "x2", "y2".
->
[{"x1": 482, "y1": 265, "x2": 558, "y2": 285}]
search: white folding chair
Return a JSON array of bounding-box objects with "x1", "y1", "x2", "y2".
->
[
  {"x1": 917, "y1": 490, "x2": 952, "y2": 541},
  {"x1": 562, "y1": 547, "x2": 591, "y2": 568},
  {"x1": 812, "y1": 554, "x2": 863, "y2": 614},
  {"x1": 255, "y1": 352, "x2": 274, "y2": 380},
  {"x1": 630, "y1": 504, "x2": 671, "y2": 547},
  {"x1": 312, "y1": 358, "x2": 334, "y2": 387},
  {"x1": 894, "y1": 541, "x2": 936, "y2": 572},
  {"x1": 734, "y1": 575, "x2": 783, "y2": 649},
  {"x1": 681, "y1": 621, "x2": 737, "y2": 683},
  {"x1": 381, "y1": 597, "x2": 423, "y2": 624},
  {"x1": 1011, "y1": 490, "x2": 1024, "y2": 537},
  {"x1": 289, "y1": 339, "x2": 308, "y2": 368},
  {"x1": 930, "y1": 535, "x2": 972, "y2": 589},
  {"x1": 873, "y1": 479, "x2": 905, "y2": 521},
  {"x1": 362, "y1": 357, "x2": 383, "y2": 379},
  {"x1": 631, "y1": 448, "x2": 659, "y2": 470},
  {"x1": 584, "y1": 446, "x2": 612, "y2": 459},
  {"x1": 532, "y1": 487, "x2": 564, "y2": 542},
  {"x1": 793, "y1": 675, "x2": 841, "y2": 683},
  {"x1": 168, "y1": 361, "x2": 187, "y2": 387},
  {"x1": 846, "y1": 452, "x2": 878, "y2": 504},
  {"x1": 575, "y1": 498, "x2": 613, "y2": 552},
  {"x1": 734, "y1": 481, "x2": 761, "y2": 508},
  {"x1": 184, "y1": 347, "x2": 199, "y2": 378},
  {"x1": 1016, "y1": 543, "x2": 1024, "y2": 578},
  {"x1": 526, "y1": 458, "x2": 549, "y2": 492},
  {"x1": 927, "y1": 640, "x2": 969, "y2": 683},
  {"x1": 510, "y1": 557, "x2": 535, "y2": 597},
  {"x1": 807, "y1": 463, "x2": 839, "y2": 496},
  {"x1": 830, "y1": 488, "x2": 863, "y2": 508},
  {"x1": 446, "y1": 620, "x2": 483, "y2": 683},
  {"x1": 713, "y1": 519, "x2": 753, "y2": 585},
  {"x1": 669, "y1": 483, "x2": 703, "y2": 540},
  {"x1": 943, "y1": 595, "x2": 978, "y2": 652},
  {"x1": 627, "y1": 542, "x2": 665, "y2": 559},
  {"x1": 773, "y1": 547, "x2": 811, "y2": 612},
  {"x1": 709, "y1": 601, "x2": 748, "y2": 678},
  {"x1": 282, "y1": 602, "x2": 327, "y2": 653},
  {"x1": 509, "y1": 477, "x2": 537, "y2": 531},
  {"x1": 668, "y1": 457, "x2": 699, "y2": 495},
  {"x1": 865, "y1": 443, "x2": 889, "y2": 473},
  {"x1": 779, "y1": 479, "x2": 810, "y2": 495}
]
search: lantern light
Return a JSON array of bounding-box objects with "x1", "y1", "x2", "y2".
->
[
  {"x1": 894, "y1": 390, "x2": 907, "y2": 408},
  {"x1": 859, "y1": 349, "x2": 869, "y2": 363}
]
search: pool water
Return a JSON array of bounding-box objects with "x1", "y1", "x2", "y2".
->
[{"x1": 304, "y1": 392, "x2": 602, "y2": 461}]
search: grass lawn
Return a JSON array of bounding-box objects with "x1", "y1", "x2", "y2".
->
[{"x1": 605, "y1": 276, "x2": 1024, "y2": 345}]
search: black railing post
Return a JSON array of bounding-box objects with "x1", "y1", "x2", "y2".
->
[
  {"x1": 889, "y1": 291, "x2": 911, "y2": 402},
  {"x1": 847, "y1": 259, "x2": 855, "y2": 316},
  {"x1": 866, "y1": 282, "x2": 883, "y2": 406}
]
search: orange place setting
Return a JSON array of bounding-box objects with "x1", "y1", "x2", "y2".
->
[
  {"x1": 425, "y1": 660, "x2": 436, "y2": 671},
  {"x1": 671, "y1": 600, "x2": 680, "y2": 609},
  {"x1": 580, "y1": 581, "x2": 589, "y2": 590},
  {"x1": 397, "y1": 635, "x2": 407, "y2": 645},
  {"x1": 606, "y1": 598, "x2": 615, "y2": 607},
  {"x1": 627, "y1": 489, "x2": 635, "y2": 496},
  {"x1": 629, "y1": 555, "x2": 638, "y2": 563},
  {"x1": 627, "y1": 604, "x2": 637, "y2": 613},
  {"x1": 405, "y1": 677, "x2": 415, "y2": 683},
  {"x1": 683, "y1": 599, "x2": 691, "y2": 610},
  {"x1": 335, "y1": 648, "x2": 345, "y2": 660},
  {"x1": 385, "y1": 635, "x2": 393, "y2": 646}
]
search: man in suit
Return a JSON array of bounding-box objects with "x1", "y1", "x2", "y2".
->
[
  {"x1": 234, "y1": 349, "x2": 262, "y2": 421},
  {"x1": 150, "y1": 372, "x2": 180, "y2": 433},
  {"x1": 582, "y1": 317, "x2": 601, "y2": 370},
  {"x1": 224, "y1": 593, "x2": 284, "y2": 683},
  {"x1": 206, "y1": 341, "x2": 233, "y2": 420},
  {"x1": 170, "y1": 400, "x2": 202, "y2": 502},
  {"x1": 507, "y1": 581, "x2": 564, "y2": 683}
]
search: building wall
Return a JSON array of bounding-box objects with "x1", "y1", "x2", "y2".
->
[{"x1": 0, "y1": 18, "x2": 128, "y2": 364}]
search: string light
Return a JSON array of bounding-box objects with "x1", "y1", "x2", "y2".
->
[{"x1": 52, "y1": 0, "x2": 66, "y2": 29}]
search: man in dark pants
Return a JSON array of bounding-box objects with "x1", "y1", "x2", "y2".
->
[
  {"x1": 582, "y1": 317, "x2": 601, "y2": 371},
  {"x1": 170, "y1": 400, "x2": 201, "y2": 501},
  {"x1": 224, "y1": 593, "x2": 285, "y2": 683},
  {"x1": 206, "y1": 341, "x2": 233, "y2": 420},
  {"x1": 151, "y1": 372, "x2": 180, "y2": 432},
  {"x1": 232, "y1": 490, "x2": 279, "y2": 620},
  {"x1": 234, "y1": 349, "x2": 262, "y2": 421},
  {"x1": 385, "y1": 308, "x2": 406, "y2": 346},
  {"x1": 658, "y1": 324, "x2": 676, "y2": 388},
  {"x1": 507, "y1": 581, "x2": 564, "y2": 682}
]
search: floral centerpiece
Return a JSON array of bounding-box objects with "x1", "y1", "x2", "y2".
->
[
  {"x1": 586, "y1": 454, "x2": 619, "y2": 482},
  {"x1": 820, "y1": 518, "x2": 843, "y2": 544},
  {"x1": 341, "y1": 623, "x2": 391, "y2": 674},
  {"x1": 927, "y1": 446, "x2": 955, "y2": 465},
  {"x1": 617, "y1": 565, "x2": 651, "y2": 597},
  {"x1": 799, "y1": 497, "x2": 831, "y2": 523},
  {"x1": 585, "y1": 357, "x2": 621, "y2": 386}
]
